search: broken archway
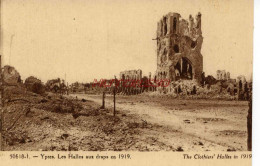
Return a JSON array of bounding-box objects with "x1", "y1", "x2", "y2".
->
[{"x1": 174, "y1": 57, "x2": 193, "y2": 80}]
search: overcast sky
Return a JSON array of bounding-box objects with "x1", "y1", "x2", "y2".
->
[{"x1": 0, "y1": 0, "x2": 253, "y2": 83}]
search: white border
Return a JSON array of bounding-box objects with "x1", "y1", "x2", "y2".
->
[{"x1": 253, "y1": 0, "x2": 260, "y2": 166}]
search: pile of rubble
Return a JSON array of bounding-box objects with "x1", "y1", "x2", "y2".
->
[
  {"x1": 146, "y1": 79, "x2": 236, "y2": 100},
  {"x1": 1, "y1": 65, "x2": 46, "y2": 96},
  {"x1": 2, "y1": 85, "x2": 167, "y2": 151},
  {"x1": 2, "y1": 65, "x2": 22, "y2": 85},
  {"x1": 24, "y1": 76, "x2": 45, "y2": 95}
]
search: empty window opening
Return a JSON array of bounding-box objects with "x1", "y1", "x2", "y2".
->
[
  {"x1": 173, "y1": 44, "x2": 179, "y2": 53},
  {"x1": 174, "y1": 58, "x2": 193, "y2": 80},
  {"x1": 173, "y1": 17, "x2": 177, "y2": 33},
  {"x1": 164, "y1": 17, "x2": 167, "y2": 35},
  {"x1": 191, "y1": 40, "x2": 197, "y2": 48}
]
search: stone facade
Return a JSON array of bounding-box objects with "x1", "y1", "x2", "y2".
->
[
  {"x1": 120, "y1": 69, "x2": 142, "y2": 80},
  {"x1": 155, "y1": 12, "x2": 203, "y2": 83},
  {"x1": 216, "y1": 70, "x2": 230, "y2": 80}
]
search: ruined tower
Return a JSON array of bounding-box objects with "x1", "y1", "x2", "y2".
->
[{"x1": 156, "y1": 12, "x2": 203, "y2": 83}]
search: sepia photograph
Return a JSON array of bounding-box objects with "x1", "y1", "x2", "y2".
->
[{"x1": 0, "y1": 0, "x2": 253, "y2": 153}]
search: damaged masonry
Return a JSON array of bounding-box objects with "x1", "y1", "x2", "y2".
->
[
  {"x1": 83, "y1": 12, "x2": 251, "y2": 100},
  {"x1": 155, "y1": 12, "x2": 203, "y2": 83}
]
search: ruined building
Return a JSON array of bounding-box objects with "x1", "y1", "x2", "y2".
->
[
  {"x1": 216, "y1": 70, "x2": 230, "y2": 80},
  {"x1": 237, "y1": 75, "x2": 247, "y2": 83},
  {"x1": 155, "y1": 12, "x2": 203, "y2": 83},
  {"x1": 118, "y1": 70, "x2": 143, "y2": 95},
  {"x1": 120, "y1": 69, "x2": 142, "y2": 80}
]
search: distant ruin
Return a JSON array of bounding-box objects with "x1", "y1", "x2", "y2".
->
[
  {"x1": 155, "y1": 12, "x2": 203, "y2": 83},
  {"x1": 81, "y1": 12, "x2": 252, "y2": 99},
  {"x1": 216, "y1": 70, "x2": 230, "y2": 80},
  {"x1": 237, "y1": 75, "x2": 247, "y2": 83},
  {"x1": 120, "y1": 69, "x2": 142, "y2": 80}
]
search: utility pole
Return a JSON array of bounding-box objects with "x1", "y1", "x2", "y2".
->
[
  {"x1": 67, "y1": 82, "x2": 69, "y2": 95},
  {"x1": 9, "y1": 35, "x2": 15, "y2": 65},
  {"x1": 113, "y1": 76, "x2": 116, "y2": 116},
  {"x1": 101, "y1": 91, "x2": 105, "y2": 109},
  {"x1": 64, "y1": 73, "x2": 66, "y2": 95}
]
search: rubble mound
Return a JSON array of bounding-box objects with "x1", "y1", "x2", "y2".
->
[
  {"x1": 2, "y1": 65, "x2": 22, "y2": 84},
  {"x1": 24, "y1": 76, "x2": 45, "y2": 95},
  {"x1": 146, "y1": 79, "x2": 235, "y2": 100},
  {"x1": 172, "y1": 80, "x2": 199, "y2": 95}
]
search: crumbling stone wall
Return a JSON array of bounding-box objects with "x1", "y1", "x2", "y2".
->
[
  {"x1": 46, "y1": 78, "x2": 66, "y2": 93},
  {"x1": 236, "y1": 75, "x2": 250, "y2": 100},
  {"x1": 237, "y1": 75, "x2": 246, "y2": 83},
  {"x1": 155, "y1": 12, "x2": 203, "y2": 83},
  {"x1": 120, "y1": 69, "x2": 142, "y2": 80},
  {"x1": 216, "y1": 70, "x2": 230, "y2": 80},
  {"x1": 118, "y1": 70, "x2": 143, "y2": 95}
]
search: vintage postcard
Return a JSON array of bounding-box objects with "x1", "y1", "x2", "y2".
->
[{"x1": 0, "y1": 0, "x2": 254, "y2": 166}]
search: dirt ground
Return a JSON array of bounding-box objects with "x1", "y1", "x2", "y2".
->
[
  {"x1": 70, "y1": 93, "x2": 249, "y2": 151},
  {"x1": 2, "y1": 87, "x2": 249, "y2": 151}
]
